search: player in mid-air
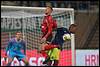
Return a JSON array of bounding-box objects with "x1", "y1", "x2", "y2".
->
[
  {"x1": 5, "y1": 32, "x2": 29, "y2": 66},
  {"x1": 40, "y1": 5, "x2": 77, "y2": 66},
  {"x1": 40, "y1": 5, "x2": 57, "y2": 65},
  {"x1": 41, "y1": 5, "x2": 57, "y2": 45},
  {"x1": 41, "y1": 24, "x2": 77, "y2": 66}
]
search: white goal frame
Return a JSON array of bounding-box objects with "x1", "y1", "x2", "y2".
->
[{"x1": 1, "y1": 6, "x2": 75, "y2": 66}]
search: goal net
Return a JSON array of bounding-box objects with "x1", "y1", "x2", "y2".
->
[{"x1": 1, "y1": 6, "x2": 75, "y2": 66}]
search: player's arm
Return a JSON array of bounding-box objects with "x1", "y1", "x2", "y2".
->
[
  {"x1": 5, "y1": 40, "x2": 12, "y2": 55},
  {"x1": 44, "y1": 16, "x2": 53, "y2": 39},
  {"x1": 44, "y1": 23, "x2": 53, "y2": 39}
]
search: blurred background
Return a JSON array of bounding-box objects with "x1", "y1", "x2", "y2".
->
[
  {"x1": 1, "y1": 1, "x2": 99, "y2": 49},
  {"x1": 1, "y1": 1, "x2": 99, "y2": 66}
]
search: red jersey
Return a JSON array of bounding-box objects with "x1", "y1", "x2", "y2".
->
[{"x1": 41, "y1": 15, "x2": 57, "y2": 39}]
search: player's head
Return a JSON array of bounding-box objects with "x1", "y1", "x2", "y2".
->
[
  {"x1": 16, "y1": 32, "x2": 22, "y2": 40},
  {"x1": 69, "y1": 24, "x2": 77, "y2": 34},
  {"x1": 45, "y1": 5, "x2": 53, "y2": 15}
]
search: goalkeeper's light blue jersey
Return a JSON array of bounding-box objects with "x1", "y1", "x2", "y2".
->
[{"x1": 6, "y1": 38, "x2": 26, "y2": 54}]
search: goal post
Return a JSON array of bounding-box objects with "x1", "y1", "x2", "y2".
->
[{"x1": 1, "y1": 6, "x2": 75, "y2": 66}]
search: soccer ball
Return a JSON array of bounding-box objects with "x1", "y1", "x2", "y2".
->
[{"x1": 63, "y1": 34, "x2": 71, "y2": 41}]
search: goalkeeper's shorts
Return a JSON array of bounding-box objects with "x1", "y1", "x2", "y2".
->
[
  {"x1": 8, "y1": 50, "x2": 25, "y2": 61},
  {"x1": 47, "y1": 48, "x2": 60, "y2": 60}
]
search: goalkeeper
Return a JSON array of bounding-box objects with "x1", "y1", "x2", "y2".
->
[{"x1": 5, "y1": 32, "x2": 28, "y2": 66}]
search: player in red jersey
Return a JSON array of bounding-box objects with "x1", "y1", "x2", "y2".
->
[
  {"x1": 41, "y1": 6, "x2": 57, "y2": 44},
  {"x1": 40, "y1": 6, "x2": 57, "y2": 65},
  {"x1": 41, "y1": 5, "x2": 57, "y2": 50}
]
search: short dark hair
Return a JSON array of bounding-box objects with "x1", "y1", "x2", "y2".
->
[
  {"x1": 69, "y1": 24, "x2": 77, "y2": 29},
  {"x1": 16, "y1": 32, "x2": 22, "y2": 35},
  {"x1": 46, "y1": 5, "x2": 53, "y2": 11},
  {"x1": 70, "y1": 24, "x2": 77, "y2": 27}
]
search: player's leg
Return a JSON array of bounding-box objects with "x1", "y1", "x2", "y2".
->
[
  {"x1": 42, "y1": 45, "x2": 59, "y2": 66},
  {"x1": 40, "y1": 35, "x2": 53, "y2": 65},
  {"x1": 6, "y1": 57, "x2": 13, "y2": 66},
  {"x1": 47, "y1": 60, "x2": 52, "y2": 66},
  {"x1": 41, "y1": 42, "x2": 48, "y2": 50},
  {"x1": 53, "y1": 60, "x2": 59, "y2": 66},
  {"x1": 22, "y1": 57, "x2": 29, "y2": 66},
  {"x1": 41, "y1": 34, "x2": 53, "y2": 51},
  {"x1": 17, "y1": 57, "x2": 29, "y2": 66},
  {"x1": 39, "y1": 42, "x2": 57, "y2": 59},
  {"x1": 42, "y1": 49, "x2": 52, "y2": 65},
  {"x1": 49, "y1": 48, "x2": 60, "y2": 66},
  {"x1": 6, "y1": 51, "x2": 15, "y2": 66},
  {"x1": 17, "y1": 52, "x2": 29, "y2": 66}
]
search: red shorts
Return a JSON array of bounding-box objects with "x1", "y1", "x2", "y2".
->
[{"x1": 44, "y1": 44, "x2": 59, "y2": 50}]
